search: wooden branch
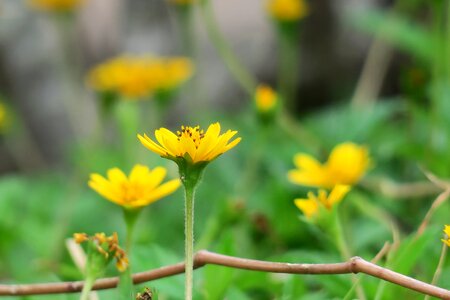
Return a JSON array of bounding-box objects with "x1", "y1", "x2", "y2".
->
[{"x1": 0, "y1": 250, "x2": 449, "y2": 299}]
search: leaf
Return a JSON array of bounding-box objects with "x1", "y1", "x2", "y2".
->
[
  {"x1": 347, "y1": 9, "x2": 436, "y2": 62},
  {"x1": 203, "y1": 231, "x2": 236, "y2": 300}
]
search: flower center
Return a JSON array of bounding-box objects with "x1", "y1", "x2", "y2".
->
[
  {"x1": 177, "y1": 125, "x2": 205, "y2": 148},
  {"x1": 121, "y1": 182, "x2": 144, "y2": 203}
]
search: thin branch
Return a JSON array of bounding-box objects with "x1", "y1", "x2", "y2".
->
[
  {"x1": 425, "y1": 243, "x2": 448, "y2": 300},
  {"x1": 362, "y1": 178, "x2": 441, "y2": 199},
  {"x1": 0, "y1": 250, "x2": 449, "y2": 298},
  {"x1": 416, "y1": 188, "x2": 450, "y2": 237}
]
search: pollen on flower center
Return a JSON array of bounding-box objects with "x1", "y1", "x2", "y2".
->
[{"x1": 176, "y1": 125, "x2": 205, "y2": 148}]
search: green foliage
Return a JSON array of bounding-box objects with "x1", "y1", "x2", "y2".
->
[{"x1": 1, "y1": 1, "x2": 450, "y2": 299}]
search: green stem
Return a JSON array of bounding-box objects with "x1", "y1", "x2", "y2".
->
[
  {"x1": 175, "y1": 5, "x2": 203, "y2": 119},
  {"x1": 446, "y1": 0, "x2": 450, "y2": 83},
  {"x1": 79, "y1": 276, "x2": 95, "y2": 300},
  {"x1": 333, "y1": 210, "x2": 366, "y2": 300},
  {"x1": 120, "y1": 208, "x2": 140, "y2": 299},
  {"x1": 333, "y1": 210, "x2": 351, "y2": 260},
  {"x1": 199, "y1": 0, "x2": 257, "y2": 96},
  {"x1": 424, "y1": 242, "x2": 448, "y2": 300},
  {"x1": 184, "y1": 184, "x2": 195, "y2": 300},
  {"x1": 123, "y1": 208, "x2": 141, "y2": 253},
  {"x1": 177, "y1": 5, "x2": 195, "y2": 58},
  {"x1": 277, "y1": 24, "x2": 300, "y2": 110}
]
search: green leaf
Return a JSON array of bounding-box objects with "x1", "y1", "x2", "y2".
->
[
  {"x1": 347, "y1": 9, "x2": 436, "y2": 62},
  {"x1": 203, "y1": 231, "x2": 236, "y2": 300},
  {"x1": 117, "y1": 267, "x2": 135, "y2": 300}
]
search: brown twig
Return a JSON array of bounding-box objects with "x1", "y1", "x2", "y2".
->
[
  {"x1": 0, "y1": 250, "x2": 449, "y2": 298},
  {"x1": 425, "y1": 243, "x2": 448, "y2": 300},
  {"x1": 416, "y1": 188, "x2": 450, "y2": 237}
]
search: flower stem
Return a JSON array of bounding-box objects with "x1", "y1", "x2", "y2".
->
[
  {"x1": 184, "y1": 184, "x2": 195, "y2": 300},
  {"x1": 79, "y1": 276, "x2": 95, "y2": 300},
  {"x1": 123, "y1": 208, "x2": 141, "y2": 253},
  {"x1": 424, "y1": 242, "x2": 448, "y2": 300},
  {"x1": 199, "y1": 0, "x2": 256, "y2": 96},
  {"x1": 333, "y1": 210, "x2": 366, "y2": 300},
  {"x1": 277, "y1": 24, "x2": 300, "y2": 110}
]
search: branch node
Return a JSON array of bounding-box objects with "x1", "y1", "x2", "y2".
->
[{"x1": 350, "y1": 256, "x2": 361, "y2": 274}]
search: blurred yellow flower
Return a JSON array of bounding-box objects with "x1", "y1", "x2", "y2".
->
[
  {"x1": 255, "y1": 84, "x2": 277, "y2": 113},
  {"x1": 288, "y1": 142, "x2": 371, "y2": 189},
  {"x1": 138, "y1": 122, "x2": 241, "y2": 164},
  {"x1": 442, "y1": 225, "x2": 450, "y2": 247},
  {"x1": 87, "y1": 55, "x2": 193, "y2": 99},
  {"x1": 29, "y1": 0, "x2": 83, "y2": 12},
  {"x1": 0, "y1": 103, "x2": 6, "y2": 131},
  {"x1": 74, "y1": 232, "x2": 129, "y2": 272},
  {"x1": 88, "y1": 164, "x2": 181, "y2": 209},
  {"x1": 168, "y1": 0, "x2": 195, "y2": 5},
  {"x1": 267, "y1": 0, "x2": 308, "y2": 22},
  {"x1": 73, "y1": 232, "x2": 89, "y2": 243},
  {"x1": 294, "y1": 185, "x2": 350, "y2": 218}
]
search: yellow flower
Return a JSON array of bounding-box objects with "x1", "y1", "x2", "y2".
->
[
  {"x1": 288, "y1": 142, "x2": 371, "y2": 189},
  {"x1": 294, "y1": 185, "x2": 350, "y2": 218},
  {"x1": 0, "y1": 103, "x2": 6, "y2": 132},
  {"x1": 168, "y1": 0, "x2": 195, "y2": 5},
  {"x1": 138, "y1": 122, "x2": 241, "y2": 164},
  {"x1": 255, "y1": 84, "x2": 277, "y2": 113},
  {"x1": 87, "y1": 55, "x2": 193, "y2": 99},
  {"x1": 267, "y1": 0, "x2": 309, "y2": 22},
  {"x1": 29, "y1": 0, "x2": 83, "y2": 12},
  {"x1": 88, "y1": 164, "x2": 181, "y2": 209},
  {"x1": 442, "y1": 225, "x2": 450, "y2": 247}
]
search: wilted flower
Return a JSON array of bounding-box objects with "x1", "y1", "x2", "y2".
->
[
  {"x1": 288, "y1": 142, "x2": 371, "y2": 189},
  {"x1": 442, "y1": 225, "x2": 450, "y2": 247},
  {"x1": 138, "y1": 122, "x2": 241, "y2": 165},
  {"x1": 294, "y1": 185, "x2": 350, "y2": 219},
  {"x1": 88, "y1": 164, "x2": 181, "y2": 209},
  {"x1": 74, "y1": 232, "x2": 129, "y2": 272},
  {"x1": 87, "y1": 55, "x2": 193, "y2": 100},
  {"x1": 29, "y1": 0, "x2": 83, "y2": 12},
  {"x1": 267, "y1": 0, "x2": 309, "y2": 22}
]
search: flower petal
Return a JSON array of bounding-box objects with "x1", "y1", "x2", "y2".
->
[
  {"x1": 294, "y1": 199, "x2": 318, "y2": 218},
  {"x1": 327, "y1": 185, "x2": 351, "y2": 206},
  {"x1": 133, "y1": 179, "x2": 181, "y2": 207},
  {"x1": 138, "y1": 134, "x2": 167, "y2": 156}
]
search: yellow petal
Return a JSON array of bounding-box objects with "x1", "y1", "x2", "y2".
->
[
  {"x1": 443, "y1": 225, "x2": 450, "y2": 237},
  {"x1": 442, "y1": 238, "x2": 450, "y2": 247},
  {"x1": 129, "y1": 164, "x2": 150, "y2": 182},
  {"x1": 133, "y1": 179, "x2": 181, "y2": 207},
  {"x1": 293, "y1": 153, "x2": 322, "y2": 171},
  {"x1": 326, "y1": 142, "x2": 370, "y2": 185},
  {"x1": 157, "y1": 128, "x2": 181, "y2": 157},
  {"x1": 179, "y1": 134, "x2": 198, "y2": 162},
  {"x1": 88, "y1": 175, "x2": 124, "y2": 205},
  {"x1": 294, "y1": 199, "x2": 318, "y2": 218},
  {"x1": 143, "y1": 166, "x2": 167, "y2": 191},
  {"x1": 287, "y1": 169, "x2": 330, "y2": 188},
  {"x1": 327, "y1": 185, "x2": 351, "y2": 206},
  {"x1": 195, "y1": 123, "x2": 221, "y2": 159},
  {"x1": 107, "y1": 168, "x2": 127, "y2": 185},
  {"x1": 137, "y1": 134, "x2": 167, "y2": 156}
]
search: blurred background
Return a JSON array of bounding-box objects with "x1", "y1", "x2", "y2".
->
[
  {"x1": 0, "y1": 0, "x2": 402, "y2": 170},
  {"x1": 0, "y1": 0, "x2": 449, "y2": 299}
]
